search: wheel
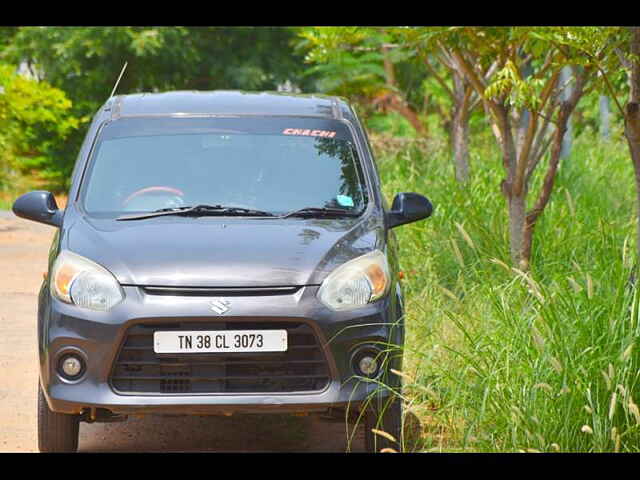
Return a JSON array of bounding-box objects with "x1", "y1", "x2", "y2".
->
[
  {"x1": 364, "y1": 396, "x2": 403, "y2": 452},
  {"x1": 37, "y1": 382, "x2": 79, "y2": 453}
]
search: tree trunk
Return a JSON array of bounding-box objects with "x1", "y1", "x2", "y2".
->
[
  {"x1": 451, "y1": 77, "x2": 471, "y2": 183},
  {"x1": 508, "y1": 193, "x2": 527, "y2": 270},
  {"x1": 452, "y1": 107, "x2": 470, "y2": 182},
  {"x1": 559, "y1": 66, "x2": 574, "y2": 159},
  {"x1": 600, "y1": 95, "x2": 610, "y2": 140},
  {"x1": 494, "y1": 106, "x2": 526, "y2": 268},
  {"x1": 448, "y1": 48, "x2": 572, "y2": 271},
  {"x1": 626, "y1": 103, "x2": 640, "y2": 263},
  {"x1": 633, "y1": 140, "x2": 640, "y2": 263},
  {"x1": 480, "y1": 100, "x2": 527, "y2": 266},
  {"x1": 625, "y1": 27, "x2": 640, "y2": 264}
]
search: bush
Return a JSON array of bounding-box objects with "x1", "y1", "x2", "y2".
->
[{"x1": 0, "y1": 64, "x2": 81, "y2": 193}]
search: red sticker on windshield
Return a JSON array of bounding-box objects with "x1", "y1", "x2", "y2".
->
[{"x1": 282, "y1": 128, "x2": 336, "y2": 138}]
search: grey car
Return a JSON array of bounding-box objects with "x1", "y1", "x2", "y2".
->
[{"x1": 12, "y1": 91, "x2": 432, "y2": 452}]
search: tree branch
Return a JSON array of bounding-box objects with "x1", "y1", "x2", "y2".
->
[
  {"x1": 526, "y1": 134, "x2": 554, "y2": 185},
  {"x1": 615, "y1": 47, "x2": 632, "y2": 70},
  {"x1": 467, "y1": 60, "x2": 499, "y2": 112},
  {"x1": 537, "y1": 69, "x2": 562, "y2": 116},
  {"x1": 598, "y1": 64, "x2": 627, "y2": 117},
  {"x1": 425, "y1": 54, "x2": 455, "y2": 99},
  {"x1": 449, "y1": 48, "x2": 493, "y2": 111},
  {"x1": 436, "y1": 43, "x2": 456, "y2": 69},
  {"x1": 484, "y1": 60, "x2": 500, "y2": 82}
]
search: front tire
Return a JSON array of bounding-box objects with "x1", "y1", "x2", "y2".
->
[
  {"x1": 364, "y1": 396, "x2": 403, "y2": 453},
  {"x1": 37, "y1": 382, "x2": 79, "y2": 453}
]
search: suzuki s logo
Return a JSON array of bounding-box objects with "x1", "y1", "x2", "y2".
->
[{"x1": 210, "y1": 298, "x2": 231, "y2": 315}]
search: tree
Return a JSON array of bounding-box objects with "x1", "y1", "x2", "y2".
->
[
  {"x1": 544, "y1": 28, "x2": 640, "y2": 264},
  {"x1": 433, "y1": 27, "x2": 594, "y2": 269},
  {"x1": 623, "y1": 29, "x2": 640, "y2": 265},
  {"x1": 413, "y1": 30, "x2": 498, "y2": 183}
]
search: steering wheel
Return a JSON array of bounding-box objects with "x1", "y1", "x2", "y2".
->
[{"x1": 122, "y1": 186, "x2": 185, "y2": 208}]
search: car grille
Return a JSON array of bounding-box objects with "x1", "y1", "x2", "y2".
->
[{"x1": 109, "y1": 321, "x2": 331, "y2": 395}]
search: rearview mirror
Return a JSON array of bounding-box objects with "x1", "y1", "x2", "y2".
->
[
  {"x1": 387, "y1": 192, "x2": 433, "y2": 229},
  {"x1": 12, "y1": 191, "x2": 63, "y2": 227}
]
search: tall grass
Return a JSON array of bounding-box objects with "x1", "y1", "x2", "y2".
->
[{"x1": 374, "y1": 131, "x2": 640, "y2": 452}]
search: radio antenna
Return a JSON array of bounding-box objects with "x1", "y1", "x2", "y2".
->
[{"x1": 109, "y1": 61, "x2": 128, "y2": 99}]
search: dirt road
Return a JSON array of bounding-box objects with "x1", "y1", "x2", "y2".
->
[{"x1": 0, "y1": 212, "x2": 366, "y2": 452}]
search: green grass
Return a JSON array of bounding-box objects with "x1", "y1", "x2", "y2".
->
[{"x1": 374, "y1": 131, "x2": 640, "y2": 452}]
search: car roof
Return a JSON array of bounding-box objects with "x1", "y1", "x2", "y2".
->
[{"x1": 104, "y1": 90, "x2": 352, "y2": 120}]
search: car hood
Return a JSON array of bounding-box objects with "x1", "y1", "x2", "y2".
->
[{"x1": 64, "y1": 213, "x2": 383, "y2": 287}]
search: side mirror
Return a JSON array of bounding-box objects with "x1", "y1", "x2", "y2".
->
[
  {"x1": 387, "y1": 192, "x2": 433, "y2": 229},
  {"x1": 12, "y1": 191, "x2": 63, "y2": 227}
]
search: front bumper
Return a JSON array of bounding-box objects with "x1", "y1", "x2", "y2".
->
[{"x1": 39, "y1": 284, "x2": 403, "y2": 416}]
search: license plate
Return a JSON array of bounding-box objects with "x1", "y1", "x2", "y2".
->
[{"x1": 153, "y1": 330, "x2": 288, "y2": 354}]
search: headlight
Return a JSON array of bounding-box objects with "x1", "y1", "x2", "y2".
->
[
  {"x1": 318, "y1": 250, "x2": 390, "y2": 311},
  {"x1": 50, "y1": 250, "x2": 124, "y2": 311}
]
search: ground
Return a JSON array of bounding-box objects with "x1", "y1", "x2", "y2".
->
[{"x1": 0, "y1": 212, "x2": 367, "y2": 452}]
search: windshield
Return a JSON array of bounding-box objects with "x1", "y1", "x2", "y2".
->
[{"x1": 80, "y1": 117, "x2": 369, "y2": 218}]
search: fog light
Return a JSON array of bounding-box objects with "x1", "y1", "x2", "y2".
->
[
  {"x1": 59, "y1": 354, "x2": 84, "y2": 379},
  {"x1": 352, "y1": 348, "x2": 382, "y2": 378},
  {"x1": 358, "y1": 356, "x2": 378, "y2": 376}
]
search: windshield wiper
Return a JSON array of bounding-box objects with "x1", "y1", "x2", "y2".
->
[
  {"x1": 116, "y1": 204, "x2": 276, "y2": 221},
  {"x1": 280, "y1": 207, "x2": 361, "y2": 219}
]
